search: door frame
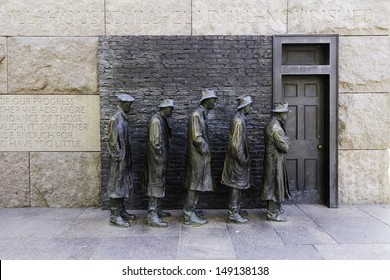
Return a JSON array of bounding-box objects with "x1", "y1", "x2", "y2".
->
[{"x1": 273, "y1": 35, "x2": 339, "y2": 208}]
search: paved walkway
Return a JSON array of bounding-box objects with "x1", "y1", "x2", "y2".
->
[{"x1": 0, "y1": 204, "x2": 389, "y2": 260}]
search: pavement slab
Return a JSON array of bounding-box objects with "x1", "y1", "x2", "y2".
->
[{"x1": 0, "y1": 205, "x2": 389, "y2": 260}]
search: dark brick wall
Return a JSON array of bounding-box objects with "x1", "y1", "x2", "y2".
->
[{"x1": 99, "y1": 36, "x2": 273, "y2": 210}]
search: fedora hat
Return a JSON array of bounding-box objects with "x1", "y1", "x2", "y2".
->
[
  {"x1": 237, "y1": 95, "x2": 253, "y2": 110},
  {"x1": 117, "y1": 94, "x2": 135, "y2": 103},
  {"x1": 271, "y1": 101, "x2": 290, "y2": 113},
  {"x1": 200, "y1": 89, "x2": 218, "y2": 102},
  {"x1": 159, "y1": 98, "x2": 175, "y2": 108}
]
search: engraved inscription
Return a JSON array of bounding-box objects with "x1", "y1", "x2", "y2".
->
[
  {"x1": 106, "y1": 10, "x2": 191, "y2": 25},
  {"x1": 0, "y1": 9, "x2": 104, "y2": 26},
  {"x1": 194, "y1": 9, "x2": 275, "y2": 24},
  {"x1": 0, "y1": 96, "x2": 100, "y2": 151},
  {"x1": 194, "y1": 8, "x2": 376, "y2": 25},
  {"x1": 285, "y1": 8, "x2": 375, "y2": 24}
]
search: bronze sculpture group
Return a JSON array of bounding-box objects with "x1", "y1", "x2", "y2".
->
[{"x1": 107, "y1": 90, "x2": 291, "y2": 228}]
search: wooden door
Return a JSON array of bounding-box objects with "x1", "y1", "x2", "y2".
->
[{"x1": 282, "y1": 75, "x2": 324, "y2": 203}]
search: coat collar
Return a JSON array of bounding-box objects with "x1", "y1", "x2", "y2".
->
[
  {"x1": 118, "y1": 107, "x2": 129, "y2": 122},
  {"x1": 237, "y1": 111, "x2": 247, "y2": 122},
  {"x1": 273, "y1": 115, "x2": 286, "y2": 131},
  {"x1": 199, "y1": 105, "x2": 208, "y2": 118}
]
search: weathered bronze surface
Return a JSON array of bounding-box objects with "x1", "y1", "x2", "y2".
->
[
  {"x1": 107, "y1": 94, "x2": 136, "y2": 227},
  {"x1": 260, "y1": 101, "x2": 291, "y2": 222},
  {"x1": 222, "y1": 95, "x2": 253, "y2": 224},
  {"x1": 183, "y1": 89, "x2": 218, "y2": 226},
  {"x1": 142, "y1": 99, "x2": 174, "y2": 228}
]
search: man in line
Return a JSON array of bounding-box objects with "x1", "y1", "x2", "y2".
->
[
  {"x1": 183, "y1": 89, "x2": 218, "y2": 226},
  {"x1": 107, "y1": 94, "x2": 137, "y2": 227},
  {"x1": 221, "y1": 95, "x2": 253, "y2": 224},
  {"x1": 143, "y1": 99, "x2": 175, "y2": 228},
  {"x1": 260, "y1": 101, "x2": 291, "y2": 222}
]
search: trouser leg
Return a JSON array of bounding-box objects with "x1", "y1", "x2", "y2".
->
[
  {"x1": 228, "y1": 188, "x2": 240, "y2": 215},
  {"x1": 227, "y1": 188, "x2": 249, "y2": 224},
  {"x1": 148, "y1": 196, "x2": 158, "y2": 212},
  {"x1": 183, "y1": 190, "x2": 207, "y2": 226},
  {"x1": 184, "y1": 190, "x2": 198, "y2": 213}
]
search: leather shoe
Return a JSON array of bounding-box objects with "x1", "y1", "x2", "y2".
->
[
  {"x1": 227, "y1": 213, "x2": 249, "y2": 224},
  {"x1": 157, "y1": 210, "x2": 171, "y2": 218},
  {"x1": 110, "y1": 216, "x2": 130, "y2": 227},
  {"x1": 120, "y1": 210, "x2": 136, "y2": 221},
  {"x1": 183, "y1": 211, "x2": 208, "y2": 226},
  {"x1": 147, "y1": 211, "x2": 168, "y2": 228},
  {"x1": 267, "y1": 214, "x2": 287, "y2": 222}
]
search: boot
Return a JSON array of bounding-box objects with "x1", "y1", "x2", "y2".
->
[
  {"x1": 183, "y1": 190, "x2": 207, "y2": 226},
  {"x1": 147, "y1": 210, "x2": 168, "y2": 228},
  {"x1": 279, "y1": 204, "x2": 285, "y2": 215},
  {"x1": 266, "y1": 213, "x2": 287, "y2": 222},
  {"x1": 110, "y1": 199, "x2": 130, "y2": 227},
  {"x1": 119, "y1": 198, "x2": 136, "y2": 221},
  {"x1": 147, "y1": 197, "x2": 168, "y2": 228},
  {"x1": 194, "y1": 210, "x2": 204, "y2": 218},
  {"x1": 183, "y1": 210, "x2": 208, "y2": 226},
  {"x1": 227, "y1": 188, "x2": 249, "y2": 224},
  {"x1": 266, "y1": 201, "x2": 287, "y2": 222},
  {"x1": 240, "y1": 210, "x2": 249, "y2": 217},
  {"x1": 157, "y1": 210, "x2": 171, "y2": 218},
  {"x1": 156, "y1": 199, "x2": 171, "y2": 218},
  {"x1": 227, "y1": 212, "x2": 249, "y2": 224}
]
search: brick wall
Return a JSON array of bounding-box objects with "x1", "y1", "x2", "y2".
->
[{"x1": 99, "y1": 35, "x2": 273, "y2": 209}]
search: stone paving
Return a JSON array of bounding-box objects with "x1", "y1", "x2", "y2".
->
[{"x1": 0, "y1": 204, "x2": 389, "y2": 260}]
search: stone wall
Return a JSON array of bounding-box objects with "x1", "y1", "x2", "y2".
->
[{"x1": 0, "y1": 0, "x2": 389, "y2": 207}]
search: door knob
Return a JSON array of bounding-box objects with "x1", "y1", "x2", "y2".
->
[{"x1": 317, "y1": 145, "x2": 323, "y2": 150}]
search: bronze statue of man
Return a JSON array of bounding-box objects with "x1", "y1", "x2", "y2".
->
[
  {"x1": 107, "y1": 94, "x2": 137, "y2": 227},
  {"x1": 260, "y1": 101, "x2": 291, "y2": 222},
  {"x1": 221, "y1": 95, "x2": 253, "y2": 224},
  {"x1": 142, "y1": 99, "x2": 175, "y2": 228},
  {"x1": 183, "y1": 89, "x2": 218, "y2": 226}
]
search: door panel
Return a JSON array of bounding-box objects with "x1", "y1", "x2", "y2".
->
[{"x1": 282, "y1": 76, "x2": 324, "y2": 203}]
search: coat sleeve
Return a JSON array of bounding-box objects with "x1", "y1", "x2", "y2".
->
[
  {"x1": 107, "y1": 117, "x2": 123, "y2": 161},
  {"x1": 191, "y1": 114, "x2": 209, "y2": 155},
  {"x1": 230, "y1": 120, "x2": 248, "y2": 164},
  {"x1": 272, "y1": 128, "x2": 289, "y2": 153},
  {"x1": 149, "y1": 118, "x2": 164, "y2": 164}
]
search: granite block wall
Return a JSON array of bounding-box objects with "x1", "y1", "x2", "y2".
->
[{"x1": 0, "y1": 0, "x2": 389, "y2": 207}]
